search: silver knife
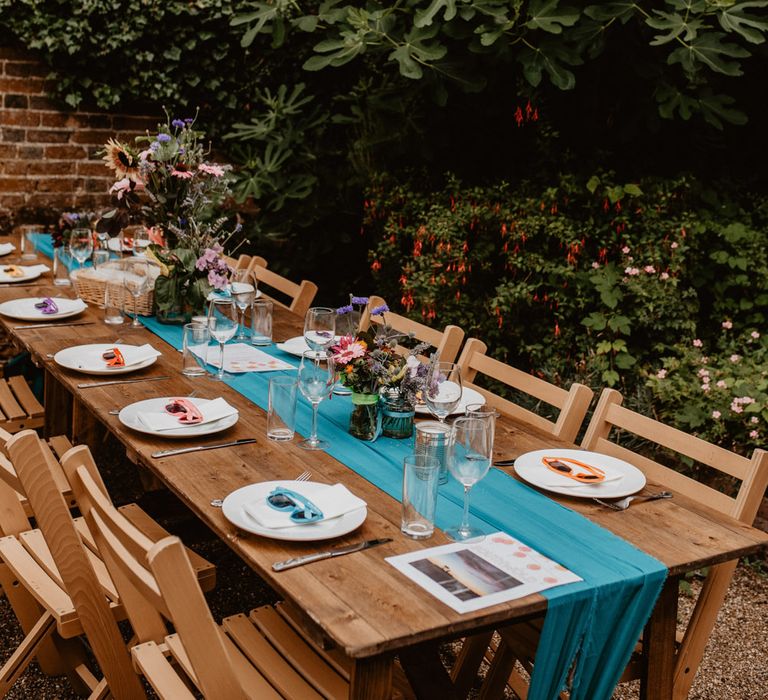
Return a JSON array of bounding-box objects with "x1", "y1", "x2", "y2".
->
[
  {"x1": 152, "y1": 438, "x2": 257, "y2": 458},
  {"x1": 272, "y1": 538, "x2": 393, "y2": 572},
  {"x1": 77, "y1": 375, "x2": 171, "y2": 389},
  {"x1": 15, "y1": 321, "x2": 97, "y2": 330}
]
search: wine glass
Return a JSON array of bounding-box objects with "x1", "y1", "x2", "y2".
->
[
  {"x1": 425, "y1": 362, "x2": 463, "y2": 424},
  {"x1": 445, "y1": 416, "x2": 493, "y2": 542},
  {"x1": 297, "y1": 350, "x2": 335, "y2": 450},
  {"x1": 69, "y1": 228, "x2": 93, "y2": 272},
  {"x1": 303, "y1": 307, "x2": 336, "y2": 354},
  {"x1": 132, "y1": 227, "x2": 151, "y2": 258},
  {"x1": 207, "y1": 298, "x2": 239, "y2": 381},
  {"x1": 122, "y1": 259, "x2": 151, "y2": 328},
  {"x1": 230, "y1": 268, "x2": 257, "y2": 340}
]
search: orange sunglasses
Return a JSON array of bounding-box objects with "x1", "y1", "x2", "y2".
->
[{"x1": 542, "y1": 456, "x2": 605, "y2": 483}]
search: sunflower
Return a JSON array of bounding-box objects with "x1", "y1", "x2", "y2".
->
[{"x1": 102, "y1": 139, "x2": 141, "y2": 180}]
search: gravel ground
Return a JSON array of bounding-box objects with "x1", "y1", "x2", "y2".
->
[{"x1": 0, "y1": 431, "x2": 766, "y2": 698}]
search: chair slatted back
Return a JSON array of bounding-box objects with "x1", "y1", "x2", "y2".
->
[
  {"x1": 6, "y1": 430, "x2": 146, "y2": 699},
  {"x1": 248, "y1": 258, "x2": 318, "y2": 317},
  {"x1": 68, "y1": 457, "x2": 250, "y2": 700},
  {"x1": 360, "y1": 296, "x2": 465, "y2": 363},
  {"x1": 582, "y1": 387, "x2": 768, "y2": 700},
  {"x1": 457, "y1": 338, "x2": 593, "y2": 442}
]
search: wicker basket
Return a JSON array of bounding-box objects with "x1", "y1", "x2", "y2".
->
[{"x1": 71, "y1": 262, "x2": 158, "y2": 316}]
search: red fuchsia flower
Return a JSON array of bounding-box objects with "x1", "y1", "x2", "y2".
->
[
  {"x1": 330, "y1": 337, "x2": 367, "y2": 364},
  {"x1": 198, "y1": 163, "x2": 225, "y2": 177}
]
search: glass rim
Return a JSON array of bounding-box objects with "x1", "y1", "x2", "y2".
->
[{"x1": 403, "y1": 454, "x2": 440, "y2": 468}]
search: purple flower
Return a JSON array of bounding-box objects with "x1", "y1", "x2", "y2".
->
[
  {"x1": 208, "y1": 269, "x2": 228, "y2": 290},
  {"x1": 150, "y1": 141, "x2": 161, "y2": 152},
  {"x1": 184, "y1": 117, "x2": 194, "y2": 124},
  {"x1": 336, "y1": 304, "x2": 353, "y2": 314},
  {"x1": 371, "y1": 304, "x2": 389, "y2": 316},
  {"x1": 171, "y1": 119, "x2": 185, "y2": 128},
  {"x1": 351, "y1": 296, "x2": 369, "y2": 305},
  {"x1": 157, "y1": 133, "x2": 171, "y2": 143}
]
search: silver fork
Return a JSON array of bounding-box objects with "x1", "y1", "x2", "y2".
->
[
  {"x1": 211, "y1": 470, "x2": 311, "y2": 507},
  {"x1": 593, "y1": 491, "x2": 673, "y2": 511}
]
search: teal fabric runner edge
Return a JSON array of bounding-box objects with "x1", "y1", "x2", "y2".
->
[
  {"x1": 27, "y1": 234, "x2": 667, "y2": 699},
  {"x1": 140, "y1": 318, "x2": 667, "y2": 700}
]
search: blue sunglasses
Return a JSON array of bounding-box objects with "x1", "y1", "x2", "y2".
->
[{"x1": 266, "y1": 488, "x2": 324, "y2": 523}]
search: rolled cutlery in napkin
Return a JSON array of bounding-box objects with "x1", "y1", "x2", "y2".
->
[
  {"x1": 244, "y1": 483, "x2": 366, "y2": 529},
  {"x1": 136, "y1": 397, "x2": 238, "y2": 431}
]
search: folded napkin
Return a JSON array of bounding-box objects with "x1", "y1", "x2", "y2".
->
[
  {"x1": 23, "y1": 264, "x2": 51, "y2": 275},
  {"x1": 136, "y1": 397, "x2": 238, "y2": 431},
  {"x1": 543, "y1": 472, "x2": 624, "y2": 489},
  {"x1": 0, "y1": 243, "x2": 15, "y2": 256},
  {"x1": 108, "y1": 343, "x2": 162, "y2": 368},
  {"x1": 244, "y1": 483, "x2": 366, "y2": 529}
]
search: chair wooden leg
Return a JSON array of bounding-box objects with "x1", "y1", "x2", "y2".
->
[
  {"x1": 479, "y1": 639, "x2": 519, "y2": 700},
  {"x1": 0, "y1": 610, "x2": 56, "y2": 694},
  {"x1": 451, "y1": 632, "x2": 494, "y2": 698}
]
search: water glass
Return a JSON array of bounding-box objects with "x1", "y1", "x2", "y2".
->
[
  {"x1": 267, "y1": 376, "x2": 298, "y2": 441},
  {"x1": 251, "y1": 298, "x2": 273, "y2": 346},
  {"x1": 53, "y1": 245, "x2": 72, "y2": 286},
  {"x1": 132, "y1": 227, "x2": 151, "y2": 257},
  {"x1": 20, "y1": 230, "x2": 38, "y2": 261},
  {"x1": 92, "y1": 249, "x2": 111, "y2": 270},
  {"x1": 70, "y1": 228, "x2": 93, "y2": 270},
  {"x1": 123, "y1": 259, "x2": 151, "y2": 327},
  {"x1": 207, "y1": 298, "x2": 239, "y2": 381},
  {"x1": 104, "y1": 280, "x2": 124, "y2": 325},
  {"x1": 464, "y1": 403, "x2": 499, "y2": 451},
  {"x1": 401, "y1": 454, "x2": 440, "y2": 539},
  {"x1": 182, "y1": 323, "x2": 210, "y2": 377},
  {"x1": 297, "y1": 350, "x2": 335, "y2": 450},
  {"x1": 231, "y1": 268, "x2": 257, "y2": 340}
]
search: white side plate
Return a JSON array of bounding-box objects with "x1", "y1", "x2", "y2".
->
[
  {"x1": 514, "y1": 449, "x2": 646, "y2": 498},
  {"x1": 0, "y1": 297, "x2": 87, "y2": 321},
  {"x1": 54, "y1": 343, "x2": 158, "y2": 375},
  {"x1": 0, "y1": 267, "x2": 43, "y2": 284},
  {"x1": 222, "y1": 480, "x2": 367, "y2": 541},
  {"x1": 414, "y1": 385, "x2": 486, "y2": 416}
]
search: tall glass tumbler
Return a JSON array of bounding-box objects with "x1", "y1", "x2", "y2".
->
[
  {"x1": 401, "y1": 454, "x2": 440, "y2": 539},
  {"x1": 182, "y1": 322, "x2": 210, "y2": 377},
  {"x1": 267, "y1": 376, "x2": 298, "y2": 441}
]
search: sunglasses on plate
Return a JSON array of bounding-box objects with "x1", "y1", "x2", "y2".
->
[
  {"x1": 3, "y1": 265, "x2": 24, "y2": 278},
  {"x1": 102, "y1": 347, "x2": 125, "y2": 367},
  {"x1": 542, "y1": 456, "x2": 605, "y2": 483},
  {"x1": 34, "y1": 297, "x2": 59, "y2": 315},
  {"x1": 266, "y1": 488, "x2": 324, "y2": 523},
  {"x1": 164, "y1": 398, "x2": 203, "y2": 424}
]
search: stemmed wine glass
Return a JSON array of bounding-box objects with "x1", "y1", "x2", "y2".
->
[
  {"x1": 207, "y1": 298, "x2": 239, "y2": 381},
  {"x1": 425, "y1": 362, "x2": 463, "y2": 424},
  {"x1": 69, "y1": 228, "x2": 93, "y2": 272},
  {"x1": 297, "y1": 350, "x2": 335, "y2": 450},
  {"x1": 230, "y1": 268, "x2": 257, "y2": 340},
  {"x1": 445, "y1": 416, "x2": 493, "y2": 542},
  {"x1": 122, "y1": 259, "x2": 151, "y2": 328},
  {"x1": 303, "y1": 307, "x2": 336, "y2": 354}
]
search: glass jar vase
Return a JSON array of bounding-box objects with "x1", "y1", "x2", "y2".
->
[
  {"x1": 349, "y1": 392, "x2": 381, "y2": 441},
  {"x1": 379, "y1": 388, "x2": 415, "y2": 439}
]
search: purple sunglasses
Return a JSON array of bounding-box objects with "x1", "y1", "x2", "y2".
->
[{"x1": 34, "y1": 297, "x2": 59, "y2": 315}]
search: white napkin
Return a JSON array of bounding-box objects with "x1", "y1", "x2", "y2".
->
[
  {"x1": 136, "y1": 398, "x2": 238, "y2": 431},
  {"x1": 23, "y1": 264, "x2": 51, "y2": 275},
  {"x1": 243, "y1": 483, "x2": 366, "y2": 529},
  {"x1": 542, "y1": 473, "x2": 624, "y2": 489},
  {"x1": 109, "y1": 343, "x2": 161, "y2": 368},
  {"x1": 0, "y1": 243, "x2": 15, "y2": 256}
]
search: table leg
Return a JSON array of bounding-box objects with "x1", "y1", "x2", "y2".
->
[
  {"x1": 640, "y1": 575, "x2": 679, "y2": 700},
  {"x1": 350, "y1": 655, "x2": 393, "y2": 700},
  {"x1": 43, "y1": 370, "x2": 71, "y2": 438}
]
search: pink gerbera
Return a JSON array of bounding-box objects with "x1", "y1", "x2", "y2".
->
[
  {"x1": 198, "y1": 163, "x2": 225, "y2": 177},
  {"x1": 330, "y1": 336, "x2": 367, "y2": 364}
]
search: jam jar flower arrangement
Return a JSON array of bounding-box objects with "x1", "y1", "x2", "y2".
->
[{"x1": 331, "y1": 301, "x2": 429, "y2": 440}]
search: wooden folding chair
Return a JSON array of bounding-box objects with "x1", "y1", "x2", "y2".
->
[
  {"x1": 458, "y1": 387, "x2": 768, "y2": 700},
  {"x1": 0, "y1": 375, "x2": 44, "y2": 434},
  {"x1": 455, "y1": 338, "x2": 593, "y2": 443},
  {"x1": 248, "y1": 259, "x2": 318, "y2": 318},
  {"x1": 0, "y1": 431, "x2": 215, "y2": 698},
  {"x1": 224, "y1": 253, "x2": 268, "y2": 272},
  {"x1": 58, "y1": 444, "x2": 394, "y2": 699},
  {"x1": 360, "y1": 296, "x2": 465, "y2": 363}
]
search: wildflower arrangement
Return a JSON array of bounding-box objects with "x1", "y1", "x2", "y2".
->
[
  {"x1": 148, "y1": 217, "x2": 240, "y2": 318},
  {"x1": 98, "y1": 110, "x2": 232, "y2": 246},
  {"x1": 54, "y1": 212, "x2": 97, "y2": 248},
  {"x1": 330, "y1": 299, "x2": 430, "y2": 399}
]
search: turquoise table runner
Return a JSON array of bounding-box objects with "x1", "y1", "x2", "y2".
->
[
  {"x1": 141, "y1": 318, "x2": 667, "y2": 700},
  {"x1": 28, "y1": 233, "x2": 666, "y2": 699}
]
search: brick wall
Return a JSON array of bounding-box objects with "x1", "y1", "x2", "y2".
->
[{"x1": 0, "y1": 46, "x2": 156, "y2": 228}]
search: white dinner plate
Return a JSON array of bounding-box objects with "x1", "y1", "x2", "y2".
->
[
  {"x1": 0, "y1": 266, "x2": 43, "y2": 284},
  {"x1": 54, "y1": 343, "x2": 158, "y2": 375},
  {"x1": 514, "y1": 449, "x2": 646, "y2": 498},
  {"x1": 0, "y1": 297, "x2": 87, "y2": 321},
  {"x1": 118, "y1": 397, "x2": 239, "y2": 438},
  {"x1": 0, "y1": 243, "x2": 15, "y2": 257},
  {"x1": 276, "y1": 335, "x2": 341, "y2": 358},
  {"x1": 414, "y1": 385, "x2": 486, "y2": 416},
  {"x1": 222, "y1": 480, "x2": 367, "y2": 541}
]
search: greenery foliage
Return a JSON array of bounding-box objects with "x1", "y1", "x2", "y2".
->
[{"x1": 365, "y1": 171, "x2": 767, "y2": 452}]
